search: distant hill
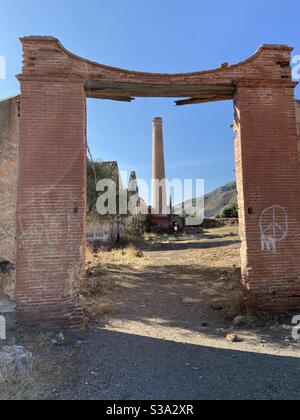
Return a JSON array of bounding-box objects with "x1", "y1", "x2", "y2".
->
[{"x1": 175, "y1": 181, "x2": 237, "y2": 218}]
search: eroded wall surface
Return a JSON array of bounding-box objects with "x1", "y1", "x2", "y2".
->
[
  {"x1": 296, "y1": 101, "x2": 300, "y2": 162},
  {"x1": 0, "y1": 96, "x2": 19, "y2": 300},
  {"x1": 14, "y1": 35, "x2": 300, "y2": 323},
  {"x1": 87, "y1": 219, "x2": 127, "y2": 247}
]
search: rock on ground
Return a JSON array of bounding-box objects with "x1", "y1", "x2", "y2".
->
[
  {"x1": 225, "y1": 334, "x2": 239, "y2": 343},
  {"x1": 0, "y1": 346, "x2": 33, "y2": 384},
  {"x1": 233, "y1": 315, "x2": 246, "y2": 327}
]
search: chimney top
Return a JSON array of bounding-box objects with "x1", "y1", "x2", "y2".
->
[{"x1": 153, "y1": 117, "x2": 163, "y2": 123}]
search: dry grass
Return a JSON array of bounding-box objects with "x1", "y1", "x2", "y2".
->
[
  {"x1": 125, "y1": 228, "x2": 145, "y2": 247},
  {"x1": 86, "y1": 244, "x2": 147, "y2": 270},
  {"x1": 83, "y1": 244, "x2": 148, "y2": 321},
  {"x1": 85, "y1": 298, "x2": 117, "y2": 318},
  {"x1": 223, "y1": 266, "x2": 247, "y2": 318},
  {"x1": 122, "y1": 244, "x2": 142, "y2": 258}
]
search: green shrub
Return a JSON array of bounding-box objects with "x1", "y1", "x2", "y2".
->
[{"x1": 221, "y1": 203, "x2": 238, "y2": 219}]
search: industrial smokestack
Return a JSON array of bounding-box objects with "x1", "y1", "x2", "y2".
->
[{"x1": 152, "y1": 117, "x2": 167, "y2": 214}]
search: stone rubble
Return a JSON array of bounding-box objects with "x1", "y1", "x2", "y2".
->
[{"x1": 0, "y1": 345, "x2": 33, "y2": 384}]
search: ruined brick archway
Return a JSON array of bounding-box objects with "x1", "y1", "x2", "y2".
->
[{"x1": 15, "y1": 37, "x2": 300, "y2": 327}]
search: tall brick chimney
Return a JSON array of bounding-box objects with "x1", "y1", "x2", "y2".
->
[{"x1": 152, "y1": 117, "x2": 167, "y2": 214}]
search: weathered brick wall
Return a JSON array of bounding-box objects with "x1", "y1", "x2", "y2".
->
[
  {"x1": 16, "y1": 80, "x2": 86, "y2": 327},
  {"x1": 15, "y1": 36, "x2": 300, "y2": 325},
  {"x1": 235, "y1": 83, "x2": 300, "y2": 311},
  {"x1": 19, "y1": 37, "x2": 292, "y2": 86},
  {"x1": 296, "y1": 101, "x2": 300, "y2": 159},
  {"x1": 0, "y1": 96, "x2": 19, "y2": 300},
  {"x1": 87, "y1": 219, "x2": 127, "y2": 248}
]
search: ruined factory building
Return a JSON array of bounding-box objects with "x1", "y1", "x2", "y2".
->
[{"x1": 1, "y1": 36, "x2": 300, "y2": 328}]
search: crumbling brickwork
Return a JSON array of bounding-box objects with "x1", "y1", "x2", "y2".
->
[
  {"x1": 0, "y1": 96, "x2": 19, "y2": 300},
  {"x1": 296, "y1": 100, "x2": 300, "y2": 160},
  {"x1": 13, "y1": 36, "x2": 300, "y2": 326},
  {"x1": 235, "y1": 83, "x2": 300, "y2": 311},
  {"x1": 16, "y1": 80, "x2": 86, "y2": 327}
]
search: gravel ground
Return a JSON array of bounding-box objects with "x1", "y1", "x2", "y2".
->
[
  {"x1": 51, "y1": 328, "x2": 300, "y2": 400},
  {"x1": 2, "y1": 228, "x2": 300, "y2": 400}
]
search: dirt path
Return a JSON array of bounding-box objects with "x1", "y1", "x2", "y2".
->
[
  {"x1": 95, "y1": 228, "x2": 300, "y2": 357},
  {"x1": 3, "y1": 227, "x2": 300, "y2": 400}
]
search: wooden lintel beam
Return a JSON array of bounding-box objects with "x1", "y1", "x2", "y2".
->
[
  {"x1": 175, "y1": 95, "x2": 233, "y2": 106},
  {"x1": 86, "y1": 93, "x2": 135, "y2": 102},
  {"x1": 85, "y1": 81, "x2": 236, "y2": 99}
]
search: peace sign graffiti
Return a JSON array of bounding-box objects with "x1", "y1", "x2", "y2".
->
[{"x1": 260, "y1": 205, "x2": 288, "y2": 253}]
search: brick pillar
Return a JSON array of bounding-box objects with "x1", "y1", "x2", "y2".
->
[
  {"x1": 16, "y1": 77, "x2": 86, "y2": 327},
  {"x1": 296, "y1": 101, "x2": 300, "y2": 137},
  {"x1": 234, "y1": 80, "x2": 300, "y2": 311},
  {"x1": 296, "y1": 101, "x2": 300, "y2": 160}
]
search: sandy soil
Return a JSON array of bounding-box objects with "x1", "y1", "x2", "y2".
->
[{"x1": 84, "y1": 227, "x2": 300, "y2": 356}]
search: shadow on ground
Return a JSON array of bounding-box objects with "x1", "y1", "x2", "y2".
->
[
  {"x1": 64, "y1": 328, "x2": 300, "y2": 400},
  {"x1": 5, "y1": 328, "x2": 300, "y2": 400},
  {"x1": 142, "y1": 239, "x2": 241, "y2": 252},
  {"x1": 3, "y1": 229, "x2": 298, "y2": 400}
]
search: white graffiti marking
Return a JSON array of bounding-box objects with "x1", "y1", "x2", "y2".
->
[
  {"x1": 260, "y1": 205, "x2": 288, "y2": 253},
  {"x1": 19, "y1": 213, "x2": 71, "y2": 249}
]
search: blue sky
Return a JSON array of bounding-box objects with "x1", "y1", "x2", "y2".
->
[{"x1": 1, "y1": 0, "x2": 300, "y2": 204}]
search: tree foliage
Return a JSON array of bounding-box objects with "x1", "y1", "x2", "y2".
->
[
  {"x1": 86, "y1": 158, "x2": 117, "y2": 221},
  {"x1": 221, "y1": 203, "x2": 238, "y2": 219}
]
